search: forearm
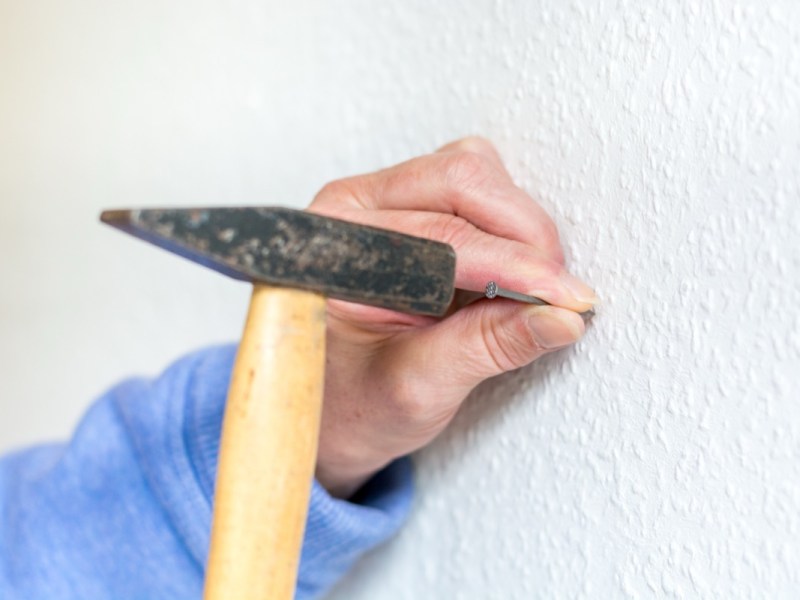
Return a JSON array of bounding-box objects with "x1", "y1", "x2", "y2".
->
[{"x1": 0, "y1": 346, "x2": 413, "y2": 599}]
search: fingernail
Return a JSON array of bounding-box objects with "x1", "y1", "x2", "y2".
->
[
  {"x1": 528, "y1": 309, "x2": 583, "y2": 349},
  {"x1": 559, "y1": 271, "x2": 598, "y2": 304}
]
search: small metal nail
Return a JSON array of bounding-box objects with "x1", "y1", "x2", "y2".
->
[{"x1": 485, "y1": 281, "x2": 595, "y2": 321}]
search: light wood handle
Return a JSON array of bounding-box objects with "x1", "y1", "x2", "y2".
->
[{"x1": 204, "y1": 284, "x2": 327, "y2": 600}]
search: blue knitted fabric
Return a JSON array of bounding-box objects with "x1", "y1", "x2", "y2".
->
[{"x1": 0, "y1": 345, "x2": 413, "y2": 599}]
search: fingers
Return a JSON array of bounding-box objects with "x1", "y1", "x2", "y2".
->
[
  {"x1": 311, "y1": 138, "x2": 564, "y2": 264},
  {"x1": 310, "y1": 208, "x2": 596, "y2": 312},
  {"x1": 390, "y1": 301, "x2": 585, "y2": 395},
  {"x1": 308, "y1": 136, "x2": 596, "y2": 310}
]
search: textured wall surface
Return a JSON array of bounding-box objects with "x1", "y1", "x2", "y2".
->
[{"x1": 1, "y1": 1, "x2": 799, "y2": 598}]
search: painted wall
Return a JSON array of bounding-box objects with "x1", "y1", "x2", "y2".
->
[{"x1": 1, "y1": 1, "x2": 798, "y2": 597}]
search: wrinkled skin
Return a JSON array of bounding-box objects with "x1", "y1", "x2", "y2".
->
[{"x1": 308, "y1": 138, "x2": 596, "y2": 498}]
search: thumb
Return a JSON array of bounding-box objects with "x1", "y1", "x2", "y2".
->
[{"x1": 403, "y1": 300, "x2": 586, "y2": 395}]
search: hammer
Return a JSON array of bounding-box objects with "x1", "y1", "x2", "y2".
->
[{"x1": 101, "y1": 207, "x2": 457, "y2": 599}]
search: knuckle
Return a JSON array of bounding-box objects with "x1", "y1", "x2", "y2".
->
[
  {"x1": 479, "y1": 313, "x2": 539, "y2": 374},
  {"x1": 449, "y1": 136, "x2": 497, "y2": 155},
  {"x1": 539, "y1": 256, "x2": 563, "y2": 278},
  {"x1": 507, "y1": 247, "x2": 561, "y2": 279},
  {"x1": 426, "y1": 214, "x2": 477, "y2": 248},
  {"x1": 442, "y1": 150, "x2": 494, "y2": 192},
  {"x1": 312, "y1": 178, "x2": 360, "y2": 209},
  {"x1": 539, "y1": 220, "x2": 562, "y2": 251},
  {"x1": 397, "y1": 397, "x2": 429, "y2": 424},
  {"x1": 390, "y1": 378, "x2": 430, "y2": 423}
]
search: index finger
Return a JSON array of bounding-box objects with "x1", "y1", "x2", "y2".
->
[{"x1": 312, "y1": 144, "x2": 565, "y2": 264}]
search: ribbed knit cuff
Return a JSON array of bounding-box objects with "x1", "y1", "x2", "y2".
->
[{"x1": 297, "y1": 458, "x2": 413, "y2": 598}]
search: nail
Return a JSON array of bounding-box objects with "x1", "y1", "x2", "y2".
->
[
  {"x1": 528, "y1": 308, "x2": 584, "y2": 349},
  {"x1": 559, "y1": 271, "x2": 598, "y2": 305},
  {"x1": 486, "y1": 280, "x2": 595, "y2": 320}
]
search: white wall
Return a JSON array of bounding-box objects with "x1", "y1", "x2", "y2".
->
[{"x1": 2, "y1": 1, "x2": 799, "y2": 598}]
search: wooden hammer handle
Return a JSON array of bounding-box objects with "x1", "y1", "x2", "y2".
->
[{"x1": 204, "y1": 284, "x2": 327, "y2": 600}]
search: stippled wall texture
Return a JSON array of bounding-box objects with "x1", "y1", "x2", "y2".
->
[{"x1": 1, "y1": 1, "x2": 798, "y2": 598}]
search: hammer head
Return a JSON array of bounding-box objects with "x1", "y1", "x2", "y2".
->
[{"x1": 101, "y1": 207, "x2": 456, "y2": 316}]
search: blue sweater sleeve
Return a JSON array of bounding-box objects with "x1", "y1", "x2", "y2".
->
[{"x1": 0, "y1": 345, "x2": 414, "y2": 599}]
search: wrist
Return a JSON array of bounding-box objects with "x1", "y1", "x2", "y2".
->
[{"x1": 315, "y1": 455, "x2": 394, "y2": 499}]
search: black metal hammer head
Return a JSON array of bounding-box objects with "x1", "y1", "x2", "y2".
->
[{"x1": 101, "y1": 207, "x2": 456, "y2": 316}]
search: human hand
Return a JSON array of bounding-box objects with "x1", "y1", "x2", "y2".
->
[{"x1": 308, "y1": 138, "x2": 596, "y2": 498}]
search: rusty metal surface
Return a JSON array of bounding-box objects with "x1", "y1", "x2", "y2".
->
[{"x1": 101, "y1": 207, "x2": 456, "y2": 316}]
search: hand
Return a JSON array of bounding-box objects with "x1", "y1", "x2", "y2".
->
[{"x1": 308, "y1": 137, "x2": 596, "y2": 498}]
